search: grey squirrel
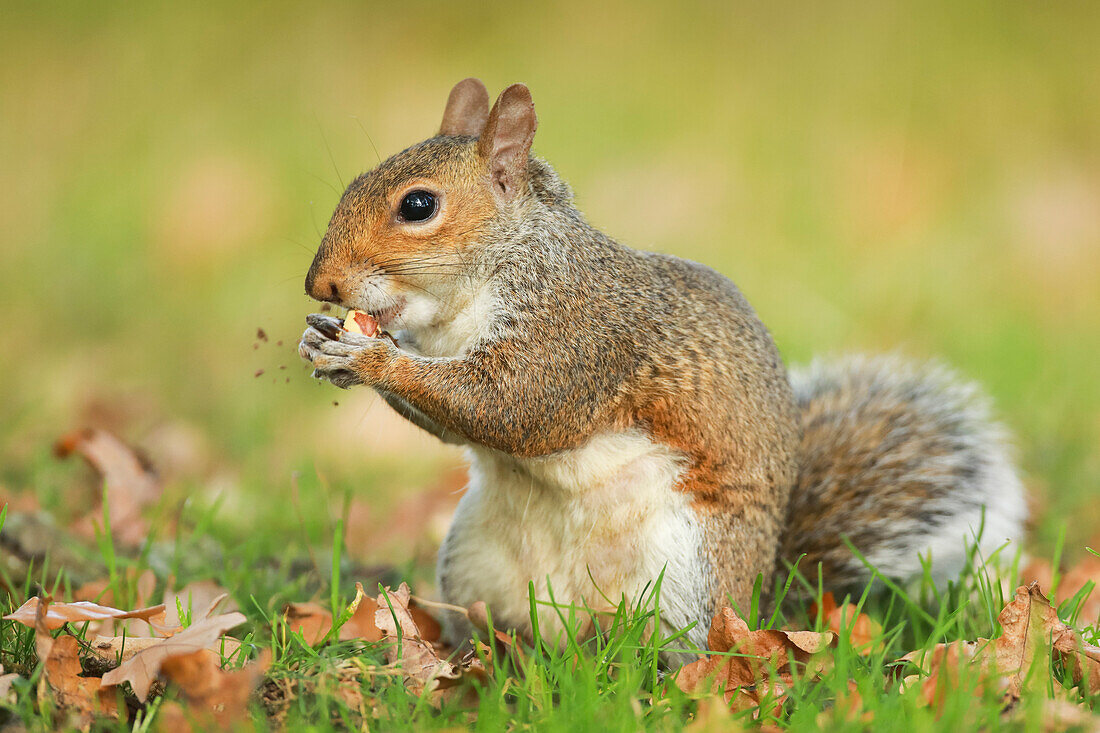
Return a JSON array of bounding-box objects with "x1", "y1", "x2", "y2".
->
[{"x1": 298, "y1": 79, "x2": 1026, "y2": 652}]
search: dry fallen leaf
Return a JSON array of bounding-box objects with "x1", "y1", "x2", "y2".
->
[
  {"x1": 30, "y1": 597, "x2": 119, "y2": 729},
  {"x1": 4, "y1": 596, "x2": 165, "y2": 631},
  {"x1": 375, "y1": 583, "x2": 460, "y2": 699},
  {"x1": 896, "y1": 583, "x2": 1100, "y2": 712},
  {"x1": 810, "y1": 592, "x2": 883, "y2": 656},
  {"x1": 156, "y1": 648, "x2": 271, "y2": 731},
  {"x1": 100, "y1": 611, "x2": 246, "y2": 701},
  {"x1": 896, "y1": 639, "x2": 990, "y2": 711},
  {"x1": 285, "y1": 586, "x2": 382, "y2": 645},
  {"x1": 72, "y1": 569, "x2": 162, "y2": 638},
  {"x1": 284, "y1": 602, "x2": 332, "y2": 645},
  {"x1": 55, "y1": 428, "x2": 161, "y2": 548},
  {"x1": 87, "y1": 635, "x2": 165, "y2": 666},
  {"x1": 990, "y1": 583, "x2": 1100, "y2": 700},
  {"x1": 42, "y1": 636, "x2": 120, "y2": 721},
  {"x1": 993, "y1": 582, "x2": 1065, "y2": 701},
  {"x1": 1017, "y1": 586, "x2": 1100, "y2": 697},
  {"x1": 676, "y1": 607, "x2": 834, "y2": 715}
]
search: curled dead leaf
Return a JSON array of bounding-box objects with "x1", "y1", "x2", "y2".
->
[{"x1": 4, "y1": 596, "x2": 165, "y2": 631}]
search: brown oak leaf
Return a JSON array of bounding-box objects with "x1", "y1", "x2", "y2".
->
[
  {"x1": 896, "y1": 583, "x2": 1100, "y2": 711},
  {"x1": 100, "y1": 611, "x2": 246, "y2": 701},
  {"x1": 87, "y1": 635, "x2": 165, "y2": 666},
  {"x1": 987, "y1": 583, "x2": 1100, "y2": 701},
  {"x1": 156, "y1": 648, "x2": 270, "y2": 731},
  {"x1": 1005, "y1": 584, "x2": 1100, "y2": 696},
  {"x1": 993, "y1": 583, "x2": 1066, "y2": 700},
  {"x1": 29, "y1": 598, "x2": 119, "y2": 729},
  {"x1": 676, "y1": 607, "x2": 834, "y2": 715},
  {"x1": 375, "y1": 583, "x2": 460, "y2": 699},
  {"x1": 42, "y1": 636, "x2": 120, "y2": 725}
]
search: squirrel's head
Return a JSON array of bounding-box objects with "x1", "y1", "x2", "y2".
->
[{"x1": 305, "y1": 78, "x2": 554, "y2": 336}]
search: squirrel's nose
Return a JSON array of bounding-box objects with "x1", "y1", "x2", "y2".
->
[
  {"x1": 313, "y1": 280, "x2": 341, "y2": 304},
  {"x1": 305, "y1": 268, "x2": 342, "y2": 304}
]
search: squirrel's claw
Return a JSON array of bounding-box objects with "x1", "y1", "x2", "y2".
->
[
  {"x1": 306, "y1": 313, "x2": 344, "y2": 340},
  {"x1": 299, "y1": 321, "x2": 389, "y2": 389}
]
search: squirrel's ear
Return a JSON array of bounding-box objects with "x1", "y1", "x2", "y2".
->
[
  {"x1": 478, "y1": 83, "x2": 537, "y2": 200},
  {"x1": 439, "y1": 78, "x2": 490, "y2": 136}
]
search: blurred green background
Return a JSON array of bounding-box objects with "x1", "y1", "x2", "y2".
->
[{"x1": 1, "y1": 1, "x2": 1097, "y2": 559}]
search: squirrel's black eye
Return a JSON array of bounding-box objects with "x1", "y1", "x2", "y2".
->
[{"x1": 399, "y1": 190, "x2": 437, "y2": 222}]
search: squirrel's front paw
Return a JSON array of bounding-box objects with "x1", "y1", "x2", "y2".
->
[{"x1": 298, "y1": 314, "x2": 390, "y2": 389}]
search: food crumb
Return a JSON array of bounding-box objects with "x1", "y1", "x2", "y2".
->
[
  {"x1": 332, "y1": 401, "x2": 339, "y2": 407},
  {"x1": 257, "y1": 328, "x2": 268, "y2": 342},
  {"x1": 279, "y1": 365, "x2": 286, "y2": 370},
  {"x1": 252, "y1": 343, "x2": 259, "y2": 350},
  {"x1": 276, "y1": 340, "x2": 283, "y2": 346},
  {"x1": 254, "y1": 369, "x2": 265, "y2": 377}
]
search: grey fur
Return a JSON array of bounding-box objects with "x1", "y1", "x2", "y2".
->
[{"x1": 783, "y1": 354, "x2": 1027, "y2": 587}]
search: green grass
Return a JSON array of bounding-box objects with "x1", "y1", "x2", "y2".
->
[
  {"x1": 1, "y1": 0, "x2": 1099, "y2": 555},
  {"x1": 2, "y1": 0, "x2": 1099, "y2": 729},
  {"x1": 2, "y1": 517, "x2": 1098, "y2": 730}
]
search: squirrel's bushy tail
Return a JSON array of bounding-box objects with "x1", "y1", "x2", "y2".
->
[{"x1": 782, "y1": 355, "x2": 1027, "y2": 588}]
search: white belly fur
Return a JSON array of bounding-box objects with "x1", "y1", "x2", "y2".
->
[{"x1": 437, "y1": 429, "x2": 711, "y2": 653}]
